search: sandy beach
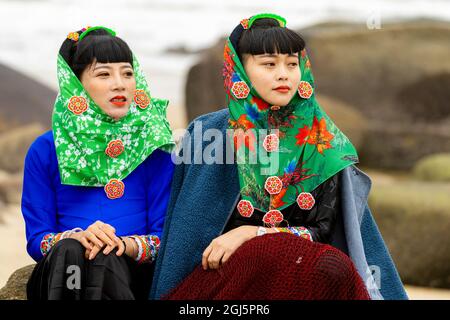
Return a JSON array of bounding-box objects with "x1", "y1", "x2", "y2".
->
[{"x1": 0, "y1": 204, "x2": 34, "y2": 289}]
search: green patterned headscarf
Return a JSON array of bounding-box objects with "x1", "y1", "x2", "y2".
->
[
  {"x1": 52, "y1": 27, "x2": 174, "y2": 196},
  {"x1": 224, "y1": 14, "x2": 359, "y2": 220}
]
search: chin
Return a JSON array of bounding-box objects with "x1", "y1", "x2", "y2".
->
[
  {"x1": 266, "y1": 94, "x2": 293, "y2": 107},
  {"x1": 108, "y1": 112, "x2": 128, "y2": 120},
  {"x1": 268, "y1": 99, "x2": 290, "y2": 107}
]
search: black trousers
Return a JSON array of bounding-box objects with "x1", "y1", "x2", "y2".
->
[{"x1": 27, "y1": 238, "x2": 154, "y2": 300}]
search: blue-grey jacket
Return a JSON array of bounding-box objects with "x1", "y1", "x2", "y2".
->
[{"x1": 150, "y1": 109, "x2": 408, "y2": 300}]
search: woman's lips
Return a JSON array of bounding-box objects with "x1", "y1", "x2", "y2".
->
[
  {"x1": 111, "y1": 101, "x2": 126, "y2": 107},
  {"x1": 274, "y1": 86, "x2": 290, "y2": 93},
  {"x1": 110, "y1": 96, "x2": 127, "y2": 107}
]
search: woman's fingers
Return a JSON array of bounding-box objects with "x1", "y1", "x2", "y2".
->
[
  {"x1": 89, "y1": 244, "x2": 103, "y2": 260},
  {"x1": 102, "y1": 242, "x2": 117, "y2": 255},
  {"x1": 79, "y1": 236, "x2": 93, "y2": 251},
  {"x1": 100, "y1": 224, "x2": 120, "y2": 244},
  {"x1": 115, "y1": 238, "x2": 125, "y2": 256},
  {"x1": 208, "y1": 248, "x2": 225, "y2": 270},
  {"x1": 90, "y1": 226, "x2": 115, "y2": 247},
  {"x1": 221, "y1": 252, "x2": 232, "y2": 265},
  {"x1": 202, "y1": 244, "x2": 213, "y2": 270},
  {"x1": 84, "y1": 230, "x2": 104, "y2": 248},
  {"x1": 103, "y1": 236, "x2": 122, "y2": 255}
]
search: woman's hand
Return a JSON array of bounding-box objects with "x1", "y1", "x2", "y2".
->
[
  {"x1": 69, "y1": 220, "x2": 121, "y2": 260},
  {"x1": 201, "y1": 225, "x2": 259, "y2": 270}
]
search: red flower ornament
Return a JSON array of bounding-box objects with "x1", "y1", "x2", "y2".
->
[
  {"x1": 104, "y1": 179, "x2": 125, "y2": 199},
  {"x1": 231, "y1": 81, "x2": 250, "y2": 99},
  {"x1": 240, "y1": 19, "x2": 249, "y2": 29},
  {"x1": 264, "y1": 176, "x2": 283, "y2": 195},
  {"x1": 296, "y1": 192, "x2": 315, "y2": 210},
  {"x1": 237, "y1": 200, "x2": 254, "y2": 218},
  {"x1": 134, "y1": 89, "x2": 150, "y2": 109},
  {"x1": 298, "y1": 81, "x2": 313, "y2": 99},
  {"x1": 262, "y1": 210, "x2": 284, "y2": 227},
  {"x1": 105, "y1": 139, "x2": 124, "y2": 158},
  {"x1": 263, "y1": 134, "x2": 279, "y2": 152},
  {"x1": 67, "y1": 96, "x2": 88, "y2": 115}
]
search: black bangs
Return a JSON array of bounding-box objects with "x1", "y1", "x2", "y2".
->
[
  {"x1": 237, "y1": 18, "x2": 305, "y2": 60},
  {"x1": 59, "y1": 29, "x2": 133, "y2": 79}
]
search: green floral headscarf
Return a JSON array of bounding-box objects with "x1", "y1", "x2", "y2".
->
[
  {"x1": 52, "y1": 27, "x2": 174, "y2": 198},
  {"x1": 224, "y1": 14, "x2": 359, "y2": 221}
]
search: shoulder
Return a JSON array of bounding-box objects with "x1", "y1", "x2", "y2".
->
[
  {"x1": 339, "y1": 165, "x2": 373, "y2": 205},
  {"x1": 186, "y1": 108, "x2": 229, "y2": 133},
  {"x1": 148, "y1": 147, "x2": 173, "y2": 164},
  {"x1": 345, "y1": 165, "x2": 372, "y2": 188},
  {"x1": 24, "y1": 130, "x2": 57, "y2": 176},
  {"x1": 26, "y1": 130, "x2": 55, "y2": 161},
  {"x1": 144, "y1": 147, "x2": 175, "y2": 174}
]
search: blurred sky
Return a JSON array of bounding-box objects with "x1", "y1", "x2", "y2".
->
[{"x1": 1, "y1": 0, "x2": 449, "y2": 106}]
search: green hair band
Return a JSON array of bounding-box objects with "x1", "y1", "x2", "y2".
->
[
  {"x1": 78, "y1": 26, "x2": 116, "y2": 42},
  {"x1": 248, "y1": 13, "x2": 287, "y2": 29}
]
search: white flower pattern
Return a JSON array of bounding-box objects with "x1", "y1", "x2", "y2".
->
[{"x1": 52, "y1": 54, "x2": 174, "y2": 187}]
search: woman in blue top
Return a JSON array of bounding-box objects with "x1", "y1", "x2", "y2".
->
[{"x1": 22, "y1": 26, "x2": 175, "y2": 300}]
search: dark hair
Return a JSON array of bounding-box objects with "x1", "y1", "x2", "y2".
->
[
  {"x1": 237, "y1": 18, "x2": 305, "y2": 61},
  {"x1": 59, "y1": 28, "x2": 133, "y2": 79}
]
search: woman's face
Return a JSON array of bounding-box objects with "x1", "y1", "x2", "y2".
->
[
  {"x1": 80, "y1": 60, "x2": 136, "y2": 120},
  {"x1": 243, "y1": 52, "x2": 301, "y2": 107}
]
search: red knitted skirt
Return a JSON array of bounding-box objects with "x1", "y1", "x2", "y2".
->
[{"x1": 164, "y1": 233, "x2": 370, "y2": 300}]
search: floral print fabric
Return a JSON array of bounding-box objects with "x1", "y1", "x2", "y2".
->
[
  {"x1": 52, "y1": 53, "x2": 174, "y2": 187},
  {"x1": 224, "y1": 16, "x2": 359, "y2": 213}
]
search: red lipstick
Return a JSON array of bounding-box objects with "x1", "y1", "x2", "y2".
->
[
  {"x1": 274, "y1": 86, "x2": 290, "y2": 93},
  {"x1": 110, "y1": 96, "x2": 127, "y2": 107}
]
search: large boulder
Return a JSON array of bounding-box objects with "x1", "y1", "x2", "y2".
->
[
  {"x1": 369, "y1": 181, "x2": 450, "y2": 289},
  {"x1": 315, "y1": 95, "x2": 368, "y2": 150},
  {"x1": 300, "y1": 20, "x2": 450, "y2": 123},
  {"x1": 0, "y1": 264, "x2": 35, "y2": 300},
  {"x1": 359, "y1": 123, "x2": 450, "y2": 170},
  {"x1": 413, "y1": 153, "x2": 450, "y2": 182},
  {"x1": 0, "y1": 63, "x2": 55, "y2": 133},
  {"x1": 184, "y1": 19, "x2": 450, "y2": 170},
  {"x1": 0, "y1": 123, "x2": 45, "y2": 173}
]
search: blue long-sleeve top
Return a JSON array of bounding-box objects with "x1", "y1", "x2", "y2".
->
[{"x1": 21, "y1": 130, "x2": 175, "y2": 262}]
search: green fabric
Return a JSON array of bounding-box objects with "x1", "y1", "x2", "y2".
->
[
  {"x1": 224, "y1": 15, "x2": 359, "y2": 212},
  {"x1": 52, "y1": 53, "x2": 174, "y2": 187}
]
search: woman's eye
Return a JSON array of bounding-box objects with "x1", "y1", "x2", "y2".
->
[
  {"x1": 263, "y1": 63, "x2": 275, "y2": 67},
  {"x1": 289, "y1": 62, "x2": 298, "y2": 67},
  {"x1": 125, "y1": 72, "x2": 134, "y2": 77},
  {"x1": 97, "y1": 73, "x2": 109, "y2": 77}
]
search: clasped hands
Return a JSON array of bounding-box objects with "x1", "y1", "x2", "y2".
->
[{"x1": 69, "y1": 220, "x2": 131, "y2": 260}]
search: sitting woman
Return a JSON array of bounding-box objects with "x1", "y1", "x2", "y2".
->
[
  {"x1": 150, "y1": 14, "x2": 408, "y2": 300},
  {"x1": 22, "y1": 26, "x2": 175, "y2": 300}
]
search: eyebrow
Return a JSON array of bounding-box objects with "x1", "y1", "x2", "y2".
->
[
  {"x1": 256, "y1": 53, "x2": 299, "y2": 58},
  {"x1": 93, "y1": 64, "x2": 133, "y2": 71}
]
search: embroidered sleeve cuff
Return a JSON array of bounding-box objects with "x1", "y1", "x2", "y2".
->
[
  {"x1": 39, "y1": 228, "x2": 83, "y2": 257},
  {"x1": 40, "y1": 232, "x2": 62, "y2": 256},
  {"x1": 274, "y1": 226, "x2": 313, "y2": 241}
]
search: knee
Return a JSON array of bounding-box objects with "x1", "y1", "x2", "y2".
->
[
  {"x1": 91, "y1": 248, "x2": 123, "y2": 264},
  {"x1": 315, "y1": 249, "x2": 354, "y2": 284},
  {"x1": 51, "y1": 238, "x2": 85, "y2": 257}
]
